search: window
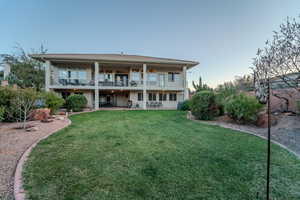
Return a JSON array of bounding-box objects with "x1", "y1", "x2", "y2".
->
[
  {"x1": 148, "y1": 93, "x2": 156, "y2": 101},
  {"x1": 138, "y1": 93, "x2": 143, "y2": 101},
  {"x1": 148, "y1": 73, "x2": 157, "y2": 82},
  {"x1": 78, "y1": 71, "x2": 87, "y2": 79},
  {"x1": 99, "y1": 73, "x2": 105, "y2": 81},
  {"x1": 59, "y1": 70, "x2": 68, "y2": 79},
  {"x1": 168, "y1": 72, "x2": 179, "y2": 82},
  {"x1": 159, "y1": 93, "x2": 167, "y2": 101},
  {"x1": 70, "y1": 71, "x2": 77, "y2": 79},
  {"x1": 131, "y1": 72, "x2": 140, "y2": 81},
  {"x1": 169, "y1": 93, "x2": 177, "y2": 101}
]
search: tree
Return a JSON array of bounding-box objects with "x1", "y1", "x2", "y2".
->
[
  {"x1": 10, "y1": 88, "x2": 38, "y2": 129},
  {"x1": 252, "y1": 16, "x2": 300, "y2": 105},
  {"x1": 192, "y1": 76, "x2": 212, "y2": 92},
  {"x1": 0, "y1": 45, "x2": 47, "y2": 91}
]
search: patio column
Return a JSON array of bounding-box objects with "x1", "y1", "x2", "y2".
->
[
  {"x1": 3, "y1": 62, "x2": 11, "y2": 79},
  {"x1": 45, "y1": 60, "x2": 51, "y2": 92},
  {"x1": 183, "y1": 66, "x2": 188, "y2": 100},
  {"x1": 143, "y1": 64, "x2": 147, "y2": 109},
  {"x1": 94, "y1": 62, "x2": 99, "y2": 110}
]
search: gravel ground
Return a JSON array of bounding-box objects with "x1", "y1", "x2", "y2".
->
[
  {"x1": 189, "y1": 113, "x2": 300, "y2": 158},
  {"x1": 0, "y1": 117, "x2": 69, "y2": 200}
]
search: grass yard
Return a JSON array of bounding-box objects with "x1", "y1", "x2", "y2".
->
[{"x1": 24, "y1": 111, "x2": 300, "y2": 200}]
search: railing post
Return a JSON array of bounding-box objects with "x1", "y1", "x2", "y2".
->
[
  {"x1": 94, "y1": 62, "x2": 99, "y2": 110},
  {"x1": 143, "y1": 64, "x2": 147, "y2": 109},
  {"x1": 45, "y1": 60, "x2": 51, "y2": 92},
  {"x1": 3, "y1": 62, "x2": 11, "y2": 79},
  {"x1": 183, "y1": 66, "x2": 188, "y2": 100}
]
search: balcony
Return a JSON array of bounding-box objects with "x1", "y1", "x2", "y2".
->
[
  {"x1": 99, "y1": 80, "x2": 143, "y2": 88},
  {"x1": 50, "y1": 78, "x2": 95, "y2": 89}
]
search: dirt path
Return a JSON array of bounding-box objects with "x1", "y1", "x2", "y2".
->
[{"x1": 0, "y1": 117, "x2": 70, "y2": 200}]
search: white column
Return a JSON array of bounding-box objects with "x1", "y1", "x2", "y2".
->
[
  {"x1": 143, "y1": 64, "x2": 147, "y2": 109},
  {"x1": 45, "y1": 60, "x2": 51, "y2": 92},
  {"x1": 183, "y1": 66, "x2": 188, "y2": 100},
  {"x1": 3, "y1": 63, "x2": 11, "y2": 79},
  {"x1": 94, "y1": 62, "x2": 99, "y2": 110}
]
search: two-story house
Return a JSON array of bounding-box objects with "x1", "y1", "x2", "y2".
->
[{"x1": 7, "y1": 54, "x2": 199, "y2": 109}]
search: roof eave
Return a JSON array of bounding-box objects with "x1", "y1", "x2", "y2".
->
[{"x1": 29, "y1": 54, "x2": 199, "y2": 67}]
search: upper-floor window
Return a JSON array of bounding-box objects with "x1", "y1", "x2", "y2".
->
[
  {"x1": 168, "y1": 72, "x2": 179, "y2": 82},
  {"x1": 99, "y1": 73, "x2": 113, "y2": 82},
  {"x1": 131, "y1": 72, "x2": 140, "y2": 81},
  {"x1": 78, "y1": 71, "x2": 87, "y2": 79},
  {"x1": 59, "y1": 70, "x2": 68, "y2": 79},
  {"x1": 169, "y1": 93, "x2": 177, "y2": 101},
  {"x1": 148, "y1": 73, "x2": 157, "y2": 82},
  {"x1": 59, "y1": 69, "x2": 87, "y2": 80},
  {"x1": 148, "y1": 93, "x2": 156, "y2": 101}
]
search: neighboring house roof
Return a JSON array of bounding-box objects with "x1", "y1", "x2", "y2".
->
[{"x1": 29, "y1": 53, "x2": 199, "y2": 68}]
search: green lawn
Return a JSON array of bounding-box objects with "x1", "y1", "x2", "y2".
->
[{"x1": 24, "y1": 111, "x2": 300, "y2": 200}]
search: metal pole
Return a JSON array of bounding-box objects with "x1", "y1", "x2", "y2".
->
[{"x1": 266, "y1": 78, "x2": 271, "y2": 200}]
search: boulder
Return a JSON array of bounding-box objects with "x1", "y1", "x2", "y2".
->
[
  {"x1": 256, "y1": 112, "x2": 277, "y2": 128},
  {"x1": 30, "y1": 108, "x2": 51, "y2": 121},
  {"x1": 26, "y1": 126, "x2": 39, "y2": 132}
]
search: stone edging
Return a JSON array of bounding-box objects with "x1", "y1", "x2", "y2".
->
[
  {"x1": 13, "y1": 118, "x2": 72, "y2": 200},
  {"x1": 187, "y1": 112, "x2": 300, "y2": 160}
]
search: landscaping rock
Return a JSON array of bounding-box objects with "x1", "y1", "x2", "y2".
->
[
  {"x1": 57, "y1": 116, "x2": 65, "y2": 120},
  {"x1": 30, "y1": 108, "x2": 51, "y2": 121},
  {"x1": 256, "y1": 112, "x2": 277, "y2": 128},
  {"x1": 25, "y1": 127, "x2": 39, "y2": 132}
]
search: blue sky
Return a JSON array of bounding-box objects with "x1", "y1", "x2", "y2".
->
[{"x1": 0, "y1": 0, "x2": 299, "y2": 88}]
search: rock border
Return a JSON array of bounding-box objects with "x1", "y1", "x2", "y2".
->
[
  {"x1": 13, "y1": 118, "x2": 72, "y2": 200},
  {"x1": 187, "y1": 111, "x2": 300, "y2": 160}
]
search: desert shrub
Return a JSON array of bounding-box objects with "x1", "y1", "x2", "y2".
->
[
  {"x1": 177, "y1": 100, "x2": 190, "y2": 111},
  {"x1": 10, "y1": 88, "x2": 39, "y2": 128},
  {"x1": 0, "y1": 106, "x2": 5, "y2": 122},
  {"x1": 42, "y1": 91, "x2": 65, "y2": 114},
  {"x1": 66, "y1": 94, "x2": 87, "y2": 112},
  {"x1": 214, "y1": 83, "x2": 237, "y2": 115},
  {"x1": 224, "y1": 93, "x2": 263, "y2": 123},
  {"x1": 190, "y1": 90, "x2": 219, "y2": 120},
  {"x1": 0, "y1": 87, "x2": 18, "y2": 121}
]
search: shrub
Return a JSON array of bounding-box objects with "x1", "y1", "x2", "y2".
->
[
  {"x1": 190, "y1": 90, "x2": 219, "y2": 120},
  {"x1": 66, "y1": 94, "x2": 87, "y2": 112},
  {"x1": 177, "y1": 100, "x2": 190, "y2": 111},
  {"x1": 297, "y1": 100, "x2": 300, "y2": 115},
  {"x1": 0, "y1": 87, "x2": 18, "y2": 121},
  {"x1": 42, "y1": 91, "x2": 65, "y2": 114},
  {"x1": 10, "y1": 88, "x2": 39, "y2": 128},
  {"x1": 0, "y1": 106, "x2": 5, "y2": 122},
  {"x1": 224, "y1": 93, "x2": 263, "y2": 123},
  {"x1": 214, "y1": 83, "x2": 237, "y2": 115}
]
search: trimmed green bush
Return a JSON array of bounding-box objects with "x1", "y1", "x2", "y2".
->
[
  {"x1": 66, "y1": 94, "x2": 87, "y2": 112},
  {"x1": 0, "y1": 106, "x2": 5, "y2": 122},
  {"x1": 42, "y1": 92, "x2": 65, "y2": 114},
  {"x1": 190, "y1": 90, "x2": 219, "y2": 120},
  {"x1": 177, "y1": 100, "x2": 190, "y2": 111},
  {"x1": 225, "y1": 93, "x2": 263, "y2": 123},
  {"x1": 0, "y1": 87, "x2": 18, "y2": 122}
]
